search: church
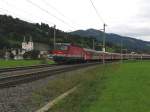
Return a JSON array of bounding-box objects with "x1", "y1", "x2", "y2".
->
[
  {"x1": 22, "y1": 36, "x2": 50, "y2": 52},
  {"x1": 22, "y1": 36, "x2": 34, "y2": 51},
  {"x1": 4, "y1": 36, "x2": 50, "y2": 60}
]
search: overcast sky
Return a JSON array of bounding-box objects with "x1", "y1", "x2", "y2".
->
[{"x1": 0, "y1": 0, "x2": 150, "y2": 41}]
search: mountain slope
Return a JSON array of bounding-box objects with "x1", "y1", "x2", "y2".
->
[
  {"x1": 0, "y1": 15, "x2": 95, "y2": 49},
  {"x1": 71, "y1": 29, "x2": 150, "y2": 53},
  {"x1": 0, "y1": 15, "x2": 149, "y2": 53}
]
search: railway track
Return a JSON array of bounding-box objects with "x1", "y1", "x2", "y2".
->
[
  {"x1": 0, "y1": 62, "x2": 101, "y2": 89},
  {"x1": 0, "y1": 64, "x2": 57, "y2": 73}
]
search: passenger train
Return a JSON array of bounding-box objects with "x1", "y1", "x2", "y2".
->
[{"x1": 49, "y1": 43, "x2": 150, "y2": 63}]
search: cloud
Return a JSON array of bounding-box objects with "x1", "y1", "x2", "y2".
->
[
  {"x1": 0, "y1": 0, "x2": 150, "y2": 41},
  {"x1": 106, "y1": 0, "x2": 150, "y2": 41},
  {"x1": 107, "y1": 24, "x2": 150, "y2": 41}
]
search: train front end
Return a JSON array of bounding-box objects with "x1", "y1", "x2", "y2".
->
[{"x1": 49, "y1": 43, "x2": 69, "y2": 63}]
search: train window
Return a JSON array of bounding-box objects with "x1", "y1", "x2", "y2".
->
[
  {"x1": 61, "y1": 45, "x2": 68, "y2": 50},
  {"x1": 56, "y1": 44, "x2": 68, "y2": 50}
]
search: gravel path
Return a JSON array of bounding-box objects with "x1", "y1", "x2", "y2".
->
[
  {"x1": 0, "y1": 71, "x2": 64, "y2": 112},
  {"x1": 0, "y1": 66, "x2": 95, "y2": 112}
]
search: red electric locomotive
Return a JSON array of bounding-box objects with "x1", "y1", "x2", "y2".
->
[
  {"x1": 49, "y1": 43, "x2": 101, "y2": 63},
  {"x1": 49, "y1": 43, "x2": 84, "y2": 63},
  {"x1": 49, "y1": 43, "x2": 150, "y2": 63}
]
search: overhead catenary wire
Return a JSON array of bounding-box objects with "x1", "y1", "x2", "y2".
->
[
  {"x1": 26, "y1": 0, "x2": 76, "y2": 30},
  {"x1": 89, "y1": 0, "x2": 105, "y2": 24},
  {"x1": 89, "y1": 0, "x2": 107, "y2": 62},
  {"x1": 0, "y1": 7, "x2": 33, "y2": 22},
  {"x1": 42, "y1": 0, "x2": 80, "y2": 28},
  {"x1": 1, "y1": 0, "x2": 54, "y2": 25},
  {"x1": 1, "y1": 0, "x2": 33, "y2": 22},
  {"x1": 42, "y1": 0, "x2": 69, "y2": 20},
  {"x1": 0, "y1": 8, "x2": 10, "y2": 14}
]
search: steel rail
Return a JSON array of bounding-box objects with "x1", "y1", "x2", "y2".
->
[
  {"x1": 0, "y1": 62, "x2": 101, "y2": 88},
  {"x1": 0, "y1": 64, "x2": 57, "y2": 73}
]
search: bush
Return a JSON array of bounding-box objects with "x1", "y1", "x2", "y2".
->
[
  {"x1": 0, "y1": 50, "x2": 5, "y2": 58},
  {"x1": 23, "y1": 50, "x2": 40, "y2": 59},
  {"x1": 9, "y1": 52, "x2": 14, "y2": 59}
]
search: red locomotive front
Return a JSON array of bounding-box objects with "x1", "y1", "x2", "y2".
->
[{"x1": 50, "y1": 43, "x2": 85, "y2": 63}]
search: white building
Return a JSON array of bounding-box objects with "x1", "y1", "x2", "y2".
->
[
  {"x1": 4, "y1": 36, "x2": 50, "y2": 60},
  {"x1": 22, "y1": 36, "x2": 34, "y2": 51}
]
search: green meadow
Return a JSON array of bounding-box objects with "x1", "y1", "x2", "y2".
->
[{"x1": 49, "y1": 61, "x2": 150, "y2": 112}]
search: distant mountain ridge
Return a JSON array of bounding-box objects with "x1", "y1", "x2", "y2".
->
[
  {"x1": 0, "y1": 15, "x2": 100, "y2": 50},
  {"x1": 71, "y1": 29, "x2": 150, "y2": 53},
  {"x1": 0, "y1": 14, "x2": 149, "y2": 53}
]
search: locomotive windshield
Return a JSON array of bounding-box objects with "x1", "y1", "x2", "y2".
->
[{"x1": 55, "y1": 43, "x2": 70, "y2": 50}]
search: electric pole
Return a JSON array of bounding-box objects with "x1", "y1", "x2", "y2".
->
[
  {"x1": 93, "y1": 39, "x2": 95, "y2": 50},
  {"x1": 121, "y1": 39, "x2": 123, "y2": 63},
  {"x1": 102, "y1": 23, "x2": 107, "y2": 64},
  {"x1": 102, "y1": 23, "x2": 106, "y2": 52},
  {"x1": 53, "y1": 25, "x2": 56, "y2": 49}
]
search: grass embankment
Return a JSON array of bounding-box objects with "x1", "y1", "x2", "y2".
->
[
  {"x1": 26, "y1": 61, "x2": 150, "y2": 112},
  {"x1": 0, "y1": 59, "x2": 54, "y2": 68},
  {"x1": 25, "y1": 63, "x2": 115, "y2": 111},
  {"x1": 46, "y1": 61, "x2": 150, "y2": 112},
  {"x1": 25, "y1": 66, "x2": 101, "y2": 111}
]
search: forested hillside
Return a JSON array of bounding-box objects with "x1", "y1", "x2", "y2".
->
[
  {"x1": 0, "y1": 14, "x2": 149, "y2": 53},
  {"x1": 0, "y1": 15, "x2": 103, "y2": 50},
  {"x1": 71, "y1": 29, "x2": 150, "y2": 53}
]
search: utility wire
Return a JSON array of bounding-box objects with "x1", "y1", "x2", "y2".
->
[
  {"x1": 0, "y1": 7, "x2": 33, "y2": 22},
  {"x1": 0, "y1": 8, "x2": 9, "y2": 14},
  {"x1": 89, "y1": 0, "x2": 105, "y2": 24},
  {"x1": 1, "y1": 0, "x2": 54, "y2": 25},
  {"x1": 1, "y1": 0, "x2": 33, "y2": 22},
  {"x1": 42, "y1": 0, "x2": 79, "y2": 28},
  {"x1": 43, "y1": 0, "x2": 68, "y2": 20},
  {"x1": 26, "y1": 0, "x2": 75, "y2": 30}
]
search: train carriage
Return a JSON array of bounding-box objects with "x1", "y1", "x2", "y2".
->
[
  {"x1": 84, "y1": 48, "x2": 100, "y2": 61},
  {"x1": 49, "y1": 43, "x2": 150, "y2": 63}
]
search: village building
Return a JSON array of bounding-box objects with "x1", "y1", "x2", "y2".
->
[
  {"x1": 4, "y1": 36, "x2": 50, "y2": 60},
  {"x1": 22, "y1": 36, "x2": 50, "y2": 55},
  {"x1": 22, "y1": 36, "x2": 34, "y2": 51}
]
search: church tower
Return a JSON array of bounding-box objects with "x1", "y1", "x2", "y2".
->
[
  {"x1": 28, "y1": 36, "x2": 34, "y2": 51},
  {"x1": 22, "y1": 36, "x2": 27, "y2": 50}
]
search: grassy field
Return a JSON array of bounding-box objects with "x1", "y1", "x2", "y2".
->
[
  {"x1": 45, "y1": 61, "x2": 150, "y2": 112},
  {"x1": 25, "y1": 66, "x2": 99, "y2": 111},
  {"x1": 0, "y1": 59, "x2": 54, "y2": 68}
]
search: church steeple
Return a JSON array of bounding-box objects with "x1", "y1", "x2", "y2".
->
[
  {"x1": 28, "y1": 36, "x2": 34, "y2": 51},
  {"x1": 29, "y1": 36, "x2": 32, "y2": 42},
  {"x1": 22, "y1": 36, "x2": 27, "y2": 50},
  {"x1": 22, "y1": 36, "x2": 34, "y2": 51},
  {"x1": 23, "y1": 36, "x2": 26, "y2": 42}
]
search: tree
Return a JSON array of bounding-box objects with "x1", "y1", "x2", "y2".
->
[
  {"x1": 0, "y1": 50, "x2": 5, "y2": 58},
  {"x1": 9, "y1": 52, "x2": 14, "y2": 59},
  {"x1": 23, "y1": 50, "x2": 40, "y2": 59}
]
